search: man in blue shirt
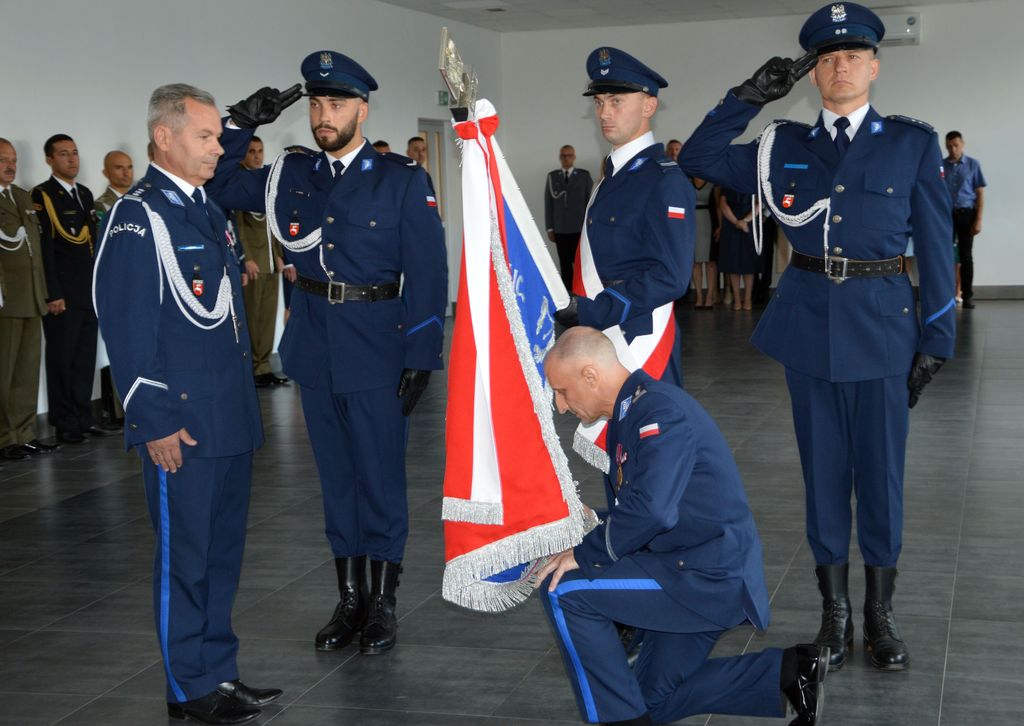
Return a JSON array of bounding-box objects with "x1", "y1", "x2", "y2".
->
[{"x1": 943, "y1": 131, "x2": 986, "y2": 308}]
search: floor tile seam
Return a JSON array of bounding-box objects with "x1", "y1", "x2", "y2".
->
[
  {"x1": 39, "y1": 652, "x2": 165, "y2": 726},
  {"x1": 394, "y1": 588, "x2": 442, "y2": 624},
  {"x1": 485, "y1": 643, "x2": 555, "y2": 718},
  {"x1": 936, "y1": 324, "x2": 986, "y2": 726},
  {"x1": 231, "y1": 559, "x2": 336, "y2": 616}
]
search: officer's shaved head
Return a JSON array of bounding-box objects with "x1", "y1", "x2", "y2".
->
[
  {"x1": 103, "y1": 150, "x2": 134, "y2": 191},
  {"x1": 545, "y1": 327, "x2": 629, "y2": 424},
  {"x1": 147, "y1": 83, "x2": 217, "y2": 141},
  {"x1": 546, "y1": 327, "x2": 619, "y2": 370}
]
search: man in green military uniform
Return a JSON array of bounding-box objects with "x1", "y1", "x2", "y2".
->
[
  {"x1": 0, "y1": 138, "x2": 59, "y2": 460},
  {"x1": 94, "y1": 150, "x2": 135, "y2": 221},
  {"x1": 235, "y1": 136, "x2": 288, "y2": 387}
]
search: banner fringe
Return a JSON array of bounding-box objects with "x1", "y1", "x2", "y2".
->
[{"x1": 441, "y1": 497, "x2": 503, "y2": 525}]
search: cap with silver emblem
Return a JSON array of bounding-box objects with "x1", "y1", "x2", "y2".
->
[{"x1": 583, "y1": 47, "x2": 668, "y2": 98}]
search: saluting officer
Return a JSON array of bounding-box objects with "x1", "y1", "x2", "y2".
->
[
  {"x1": 33, "y1": 134, "x2": 108, "y2": 445},
  {"x1": 680, "y1": 2, "x2": 955, "y2": 672},
  {"x1": 556, "y1": 48, "x2": 693, "y2": 392},
  {"x1": 0, "y1": 138, "x2": 58, "y2": 460},
  {"x1": 206, "y1": 51, "x2": 447, "y2": 656},
  {"x1": 538, "y1": 327, "x2": 828, "y2": 726},
  {"x1": 95, "y1": 83, "x2": 279, "y2": 725}
]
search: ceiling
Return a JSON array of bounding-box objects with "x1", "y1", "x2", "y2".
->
[{"x1": 377, "y1": 0, "x2": 965, "y2": 32}]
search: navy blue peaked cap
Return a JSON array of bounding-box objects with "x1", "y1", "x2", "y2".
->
[
  {"x1": 583, "y1": 47, "x2": 668, "y2": 97},
  {"x1": 799, "y1": 2, "x2": 885, "y2": 53},
  {"x1": 301, "y1": 50, "x2": 378, "y2": 100}
]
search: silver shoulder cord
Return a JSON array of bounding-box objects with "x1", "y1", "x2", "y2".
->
[
  {"x1": 753, "y1": 121, "x2": 832, "y2": 261},
  {"x1": 92, "y1": 197, "x2": 235, "y2": 336},
  {"x1": 264, "y1": 151, "x2": 322, "y2": 254},
  {"x1": 0, "y1": 224, "x2": 28, "y2": 252},
  {"x1": 547, "y1": 174, "x2": 567, "y2": 205}
]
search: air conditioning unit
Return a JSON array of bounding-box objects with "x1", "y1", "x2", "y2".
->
[{"x1": 878, "y1": 12, "x2": 921, "y2": 47}]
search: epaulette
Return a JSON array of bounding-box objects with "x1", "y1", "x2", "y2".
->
[
  {"x1": 283, "y1": 145, "x2": 318, "y2": 157},
  {"x1": 633, "y1": 383, "x2": 647, "y2": 400},
  {"x1": 657, "y1": 158, "x2": 682, "y2": 175},
  {"x1": 886, "y1": 114, "x2": 935, "y2": 132},
  {"x1": 772, "y1": 119, "x2": 813, "y2": 130},
  {"x1": 381, "y1": 151, "x2": 417, "y2": 168}
]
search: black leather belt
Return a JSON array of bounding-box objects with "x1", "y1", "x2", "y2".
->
[
  {"x1": 953, "y1": 207, "x2": 976, "y2": 213},
  {"x1": 791, "y1": 251, "x2": 904, "y2": 284},
  {"x1": 696, "y1": 203, "x2": 710, "y2": 210},
  {"x1": 296, "y1": 276, "x2": 399, "y2": 303}
]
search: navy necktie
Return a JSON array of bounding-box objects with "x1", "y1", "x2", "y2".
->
[
  {"x1": 833, "y1": 116, "x2": 851, "y2": 157},
  {"x1": 191, "y1": 188, "x2": 208, "y2": 214},
  {"x1": 333, "y1": 160, "x2": 345, "y2": 177},
  {"x1": 603, "y1": 156, "x2": 614, "y2": 181},
  {"x1": 69, "y1": 186, "x2": 83, "y2": 210},
  {"x1": 563, "y1": 170, "x2": 570, "y2": 184}
]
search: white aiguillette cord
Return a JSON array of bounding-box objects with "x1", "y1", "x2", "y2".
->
[
  {"x1": 753, "y1": 121, "x2": 832, "y2": 261},
  {"x1": 0, "y1": 223, "x2": 28, "y2": 252}
]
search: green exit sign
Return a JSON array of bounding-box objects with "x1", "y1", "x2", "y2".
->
[{"x1": 437, "y1": 90, "x2": 450, "y2": 106}]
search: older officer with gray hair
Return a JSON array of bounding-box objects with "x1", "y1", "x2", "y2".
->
[{"x1": 95, "y1": 83, "x2": 279, "y2": 724}]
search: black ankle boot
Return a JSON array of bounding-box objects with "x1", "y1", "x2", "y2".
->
[
  {"x1": 315, "y1": 556, "x2": 367, "y2": 651},
  {"x1": 360, "y1": 560, "x2": 401, "y2": 655},
  {"x1": 781, "y1": 643, "x2": 829, "y2": 726},
  {"x1": 863, "y1": 565, "x2": 909, "y2": 670},
  {"x1": 813, "y1": 563, "x2": 853, "y2": 670}
]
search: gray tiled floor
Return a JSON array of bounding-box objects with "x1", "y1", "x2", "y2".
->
[{"x1": 2, "y1": 301, "x2": 1022, "y2": 725}]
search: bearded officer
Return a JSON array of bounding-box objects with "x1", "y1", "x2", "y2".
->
[
  {"x1": 680, "y1": 2, "x2": 955, "y2": 671},
  {"x1": 94, "y1": 83, "x2": 280, "y2": 724},
  {"x1": 555, "y1": 48, "x2": 693, "y2": 391},
  {"x1": 206, "y1": 50, "x2": 447, "y2": 656}
]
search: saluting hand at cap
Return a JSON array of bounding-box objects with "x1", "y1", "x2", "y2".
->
[{"x1": 731, "y1": 52, "x2": 818, "y2": 107}]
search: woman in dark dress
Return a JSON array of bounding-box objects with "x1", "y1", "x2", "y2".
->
[{"x1": 718, "y1": 187, "x2": 758, "y2": 311}]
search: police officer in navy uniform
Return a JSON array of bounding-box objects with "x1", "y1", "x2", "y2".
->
[
  {"x1": 206, "y1": 51, "x2": 447, "y2": 656},
  {"x1": 680, "y1": 2, "x2": 955, "y2": 672},
  {"x1": 555, "y1": 48, "x2": 693, "y2": 388},
  {"x1": 538, "y1": 327, "x2": 828, "y2": 726},
  {"x1": 95, "y1": 84, "x2": 280, "y2": 725},
  {"x1": 32, "y1": 134, "x2": 107, "y2": 445}
]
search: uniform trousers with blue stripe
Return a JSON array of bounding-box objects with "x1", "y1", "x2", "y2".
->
[
  {"x1": 785, "y1": 369, "x2": 909, "y2": 568},
  {"x1": 542, "y1": 560, "x2": 784, "y2": 724},
  {"x1": 141, "y1": 452, "x2": 252, "y2": 703},
  {"x1": 300, "y1": 384, "x2": 409, "y2": 563}
]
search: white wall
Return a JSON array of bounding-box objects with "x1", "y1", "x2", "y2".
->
[
  {"x1": 2, "y1": 0, "x2": 499, "y2": 412},
  {"x1": 499, "y1": 0, "x2": 1018, "y2": 287}
]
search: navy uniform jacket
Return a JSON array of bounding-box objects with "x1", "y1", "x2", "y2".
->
[
  {"x1": 680, "y1": 94, "x2": 955, "y2": 381},
  {"x1": 574, "y1": 370, "x2": 770, "y2": 632},
  {"x1": 205, "y1": 127, "x2": 447, "y2": 394},
  {"x1": 93, "y1": 166, "x2": 263, "y2": 456},
  {"x1": 578, "y1": 145, "x2": 694, "y2": 343},
  {"x1": 32, "y1": 177, "x2": 97, "y2": 310},
  {"x1": 544, "y1": 168, "x2": 593, "y2": 234}
]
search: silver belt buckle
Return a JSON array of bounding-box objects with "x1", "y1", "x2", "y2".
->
[
  {"x1": 327, "y1": 280, "x2": 346, "y2": 304},
  {"x1": 826, "y1": 255, "x2": 849, "y2": 285}
]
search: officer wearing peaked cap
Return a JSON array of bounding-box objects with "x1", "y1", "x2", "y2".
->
[
  {"x1": 555, "y1": 47, "x2": 693, "y2": 388},
  {"x1": 680, "y1": 2, "x2": 955, "y2": 673},
  {"x1": 554, "y1": 46, "x2": 693, "y2": 471},
  {"x1": 206, "y1": 50, "x2": 447, "y2": 657}
]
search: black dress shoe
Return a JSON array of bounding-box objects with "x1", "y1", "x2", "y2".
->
[
  {"x1": 359, "y1": 560, "x2": 401, "y2": 655},
  {"x1": 782, "y1": 643, "x2": 829, "y2": 726},
  {"x1": 962, "y1": 300, "x2": 976, "y2": 309},
  {"x1": 316, "y1": 556, "x2": 368, "y2": 651},
  {"x1": 254, "y1": 373, "x2": 272, "y2": 388},
  {"x1": 167, "y1": 690, "x2": 260, "y2": 724},
  {"x1": 22, "y1": 439, "x2": 60, "y2": 455},
  {"x1": 57, "y1": 431, "x2": 86, "y2": 445},
  {"x1": 217, "y1": 679, "x2": 283, "y2": 707},
  {"x1": 84, "y1": 425, "x2": 113, "y2": 437},
  {"x1": 269, "y1": 373, "x2": 290, "y2": 385},
  {"x1": 1, "y1": 445, "x2": 28, "y2": 460}
]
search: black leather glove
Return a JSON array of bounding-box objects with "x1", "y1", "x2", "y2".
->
[
  {"x1": 397, "y1": 369, "x2": 432, "y2": 416},
  {"x1": 908, "y1": 353, "x2": 945, "y2": 409},
  {"x1": 227, "y1": 84, "x2": 303, "y2": 129},
  {"x1": 554, "y1": 296, "x2": 579, "y2": 328},
  {"x1": 730, "y1": 52, "x2": 818, "y2": 107}
]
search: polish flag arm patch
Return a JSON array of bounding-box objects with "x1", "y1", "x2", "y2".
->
[
  {"x1": 667, "y1": 206, "x2": 686, "y2": 219},
  {"x1": 639, "y1": 423, "x2": 660, "y2": 439},
  {"x1": 426, "y1": 195, "x2": 437, "y2": 207}
]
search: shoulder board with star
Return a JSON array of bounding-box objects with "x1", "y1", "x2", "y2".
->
[
  {"x1": 886, "y1": 115, "x2": 935, "y2": 133},
  {"x1": 771, "y1": 119, "x2": 813, "y2": 131},
  {"x1": 283, "y1": 145, "x2": 319, "y2": 157}
]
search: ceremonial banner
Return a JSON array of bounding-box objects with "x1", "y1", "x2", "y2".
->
[{"x1": 442, "y1": 99, "x2": 596, "y2": 612}]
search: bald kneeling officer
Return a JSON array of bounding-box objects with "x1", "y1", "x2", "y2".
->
[{"x1": 538, "y1": 327, "x2": 828, "y2": 726}]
